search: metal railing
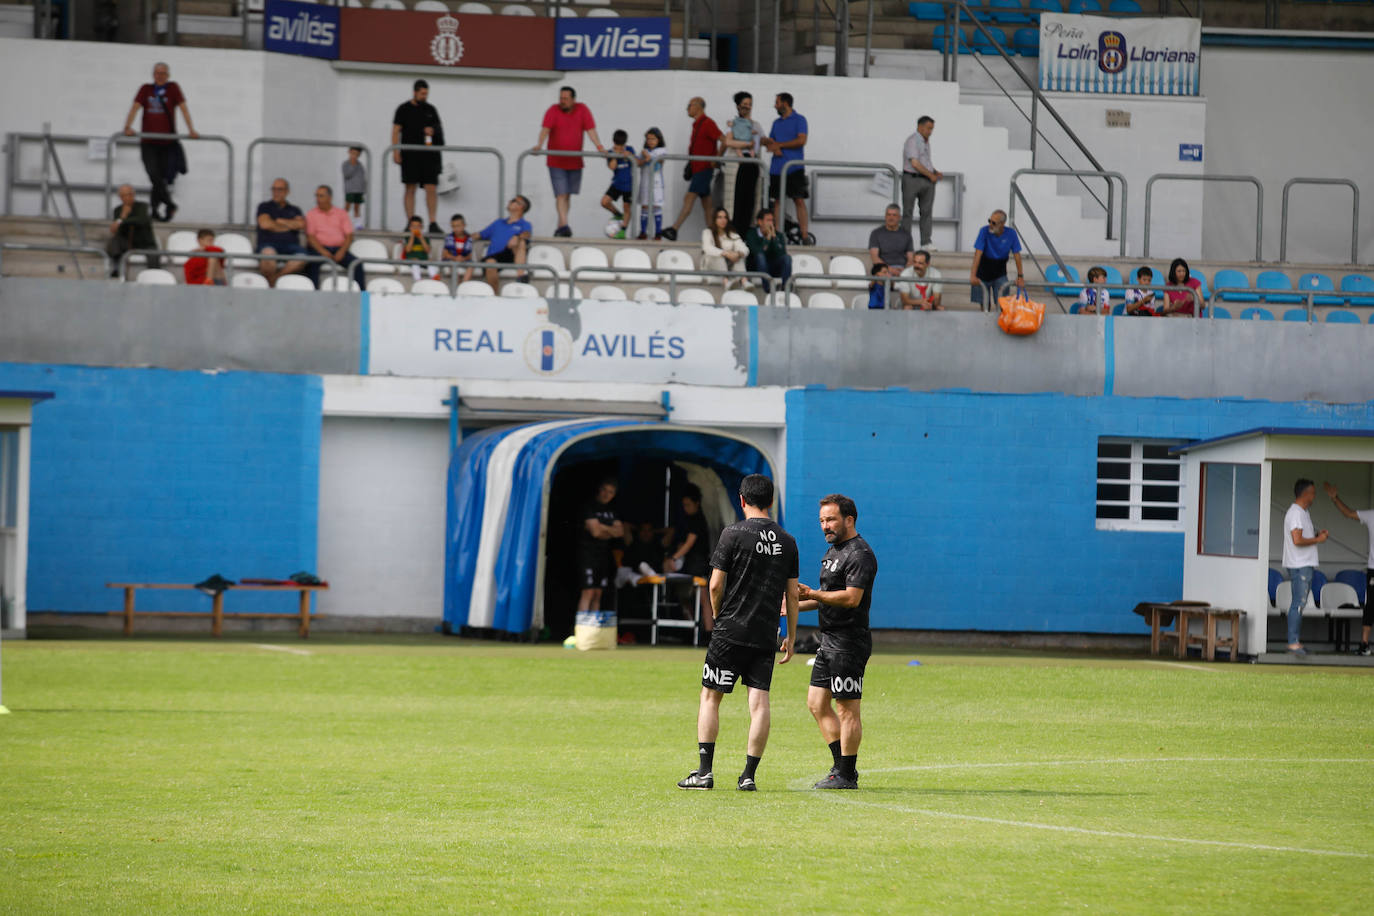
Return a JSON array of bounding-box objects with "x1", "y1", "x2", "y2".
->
[
  {"x1": 1144, "y1": 173, "x2": 1263, "y2": 262},
  {"x1": 568, "y1": 264, "x2": 777, "y2": 302},
  {"x1": 810, "y1": 171, "x2": 965, "y2": 249},
  {"x1": 5, "y1": 132, "x2": 152, "y2": 216},
  {"x1": 1207, "y1": 287, "x2": 1374, "y2": 323},
  {"x1": 778, "y1": 159, "x2": 900, "y2": 232},
  {"x1": 245, "y1": 138, "x2": 373, "y2": 227},
  {"x1": 356, "y1": 258, "x2": 563, "y2": 295},
  {"x1": 783, "y1": 271, "x2": 904, "y2": 307},
  {"x1": 1280, "y1": 178, "x2": 1360, "y2": 264},
  {"x1": 381, "y1": 144, "x2": 507, "y2": 233},
  {"x1": 104, "y1": 132, "x2": 236, "y2": 225},
  {"x1": 0, "y1": 243, "x2": 110, "y2": 278},
  {"x1": 1010, "y1": 168, "x2": 1127, "y2": 257},
  {"x1": 517, "y1": 147, "x2": 642, "y2": 232},
  {"x1": 116, "y1": 246, "x2": 350, "y2": 283}
]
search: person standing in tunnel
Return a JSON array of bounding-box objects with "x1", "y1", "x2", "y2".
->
[{"x1": 576, "y1": 478, "x2": 624, "y2": 621}]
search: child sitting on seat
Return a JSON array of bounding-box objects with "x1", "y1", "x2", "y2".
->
[
  {"x1": 1123, "y1": 266, "x2": 1158, "y2": 316},
  {"x1": 1077, "y1": 265, "x2": 1111, "y2": 314},
  {"x1": 399, "y1": 215, "x2": 438, "y2": 282}
]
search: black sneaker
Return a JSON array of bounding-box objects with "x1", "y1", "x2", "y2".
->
[
  {"x1": 813, "y1": 771, "x2": 858, "y2": 790},
  {"x1": 428, "y1": 222, "x2": 442, "y2": 235},
  {"x1": 553, "y1": 225, "x2": 572, "y2": 238},
  {"x1": 1358, "y1": 643, "x2": 1371, "y2": 656},
  {"x1": 195, "y1": 573, "x2": 236, "y2": 595},
  {"x1": 660, "y1": 227, "x2": 678, "y2": 241},
  {"x1": 737, "y1": 775, "x2": 757, "y2": 792},
  {"x1": 677, "y1": 770, "x2": 713, "y2": 790}
]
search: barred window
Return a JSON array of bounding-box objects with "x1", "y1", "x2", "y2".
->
[{"x1": 1096, "y1": 438, "x2": 1184, "y2": 531}]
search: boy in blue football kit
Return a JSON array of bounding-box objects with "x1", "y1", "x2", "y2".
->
[
  {"x1": 797, "y1": 494, "x2": 877, "y2": 790},
  {"x1": 600, "y1": 129, "x2": 635, "y2": 238},
  {"x1": 678, "y1": 475, "x2": 799, "y2": 792}
]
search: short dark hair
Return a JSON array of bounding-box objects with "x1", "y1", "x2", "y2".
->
[
  {"x1": 870, "y1": 262, "x2": 886, "y2": 276},
  {"x1": 914, "y1": 249, "x2": 931, "y2": 261},
  {"x1": 316, "y1": 184, "x2": 332, "y2": 196},
  {"x1": 451, "y1": 213, "x2": 465, "y2": 222},
  {"x1": 560, "y1": 85, "x2": 576, "y2": 99},
  {"x1": 1294, "y1": 478, "x2": 1315, "y2": 498},
  {"x1": 413, "y1": 79, "x2": 429, "y2": 92},
  {"x1": 513, "y1": 195, "x2": 531, "y2": 214},
  {"x1": 612, "y1": 129, "x2": 627, "y2": 144},
  {"x1": 1136, "y1": 266, "x2": 1153, "y2": 281},
  {"x1": 682, "y1": 483, "x2": 702, "y2": 504},
  {"x1": 739, "y1": 474, "x2": 774, "y2": 510},
  {"x1": 733, "y1": 90, "x2": 753, "y2": 106},
  {"x1": 197, "y1": 228, "x2": 215, "y2": 240},
  {"x1": 408, "y1": 215, "x2": 423, "y2": 225},
  {"x1": 348, "y1": 146, "x2": 362, "y2": 154},
  {"x1": 917, "y1": 115, "x2": 934, "y2": 127},
  {"x1": 820, "y1": 493, "x2": 857, "y2": 523},
  {"x1": 598, "y1": 477, "x2": 618, "y2": 491},
  {"x1": 776, "y1": 92, "x2": 794, "y2": 107},
  {"x1": 756, "y1": 207, "x2": 774, "y2": 222}
]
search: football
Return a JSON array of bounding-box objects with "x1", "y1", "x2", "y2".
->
[{"x1": 604, "y1": 220, "x2": 625, "y2": 239}]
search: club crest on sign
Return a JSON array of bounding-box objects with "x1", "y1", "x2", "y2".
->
[
  {"x1": 430, "y1": 13, "x2": 465, "y2": 66},
  {"x1": 1097, "y1": 30, "x2": 1126, "y2": 74}
]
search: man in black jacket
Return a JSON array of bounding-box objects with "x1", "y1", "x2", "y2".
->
[{"x1": 106, "y1": 183, "x2": 159, "y2": 278}]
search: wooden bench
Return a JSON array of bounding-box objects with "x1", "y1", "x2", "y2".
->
[
  {"x1": 1137, "y1": 601, "x2": 1244, "y2": 662},
  {"x1": 105, "y1": 582, "x2": 328, "y2": 638}
]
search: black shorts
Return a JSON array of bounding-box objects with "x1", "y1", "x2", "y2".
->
[
  {"x1": 484, "y1": 247, "x2": 516, "y2": 264},
  {"x1": 810, "y1": 647, "x2": 869, "y2": 699},
  {"x1": 579, "y1": 562, "x2": 610, "y2": 590},
  {"x1": 1365, "y1": 569, "x2": 1374, "y2": 627},
  {"x1": 604, "y1": 186, "x2": 631, "y2": 202},
  {"x1": 702, "y1": 637, "x2": 775, "y2": 693},
  {"x1": 400, "y1": 152, "x2": 440, "y2": 186},
  {"x1": 768, "y1": 171, "x2": 810, "y2": 202}
]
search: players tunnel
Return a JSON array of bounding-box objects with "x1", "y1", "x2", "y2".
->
[{"x1": 443, "y1": 418, "x2": 776, "y2": 640}]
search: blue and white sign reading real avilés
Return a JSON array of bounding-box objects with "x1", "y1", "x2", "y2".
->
[{"x1": 264, "y1": 0, "x2": 340, "y2": 60}]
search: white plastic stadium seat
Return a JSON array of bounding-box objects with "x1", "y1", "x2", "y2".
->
[
  {"x1": 1272, "y1": 580, "x2": 1318, "y2": 617},
  {"x1": 274, "y1": 274, "x2": 316, "y2": 291},
  {"x1": 544, "y1": 282, "x2": 584, "y2": 299},
  {"x1": 828, "y1": 254, "x2": 868, "y2": 290},
  {"x1": 807, "y1": 291, "x2": 846, "y2": 309},
  {"x1": 765, "y1": 291, "x2": 802, "y2": 308},
  {"x1": 500, "y1": 3, "x2": 534, "y2": 13},
  {"x1": 230, "y1": 271, "x2": 269, "y2": 289},
  {"x1": 165, "y1": 229, "x2": 199, "y2": 266},
  {"x1": 414, "y1": 0, "x2": 450, "y2": 10},
  {"x1": 134, "y1": 268, "x2": 177, "y2": 285},
  {"x1": 634, "y1": 287, "x2": 670, "y2": 303},
  {"x1": 587, "y1": 284, "x2": 627, "y2": 301},
  {"x1": 456, "y1": 0, "x2": 491, "y2": 10},
  {"x1": 350, "y1": 238, "x2": 394, "y2": 274},
  {"x1": 500, "y1": 282, "x2": 540, "y2": 298},
  {"x1": 791, "y1": 252, "x2": 827, "y2": 288},
  {"x1": 457, "y1": 279, "x2": 496, "y2": 296},
  {"x1": 410, "y1": 279, "x2": 451, "y2": 295},
  {"x1": 585, "y1": 7, "x2": 619, "y2": 14},
  {"x1": 655, "y1": 249, "x2": 700, "y2": 284},
  {"x1": 366, "y1": 276, "x2": 406, "y2": 294},
  {"x1": 213, "y1": 231, "x2": 255, "y2": 269},
  {"x1": 676, "y1": 287, "x2": 715, "y2": 304},
  {"x1": 320, "y1": 275, "x2": 360, "y2": 292},
  {"x1": 370, "y1": 0, "x2": 403, "y2": 8},
  {"x1": 720, "y1": 289, "x2": 759, "y2": 306},
  {"x1": 526, "y1": 244, "x2": 568, "y2": 278},
  {"x1": 569, "y1": 246, "x2": 614, "y2": 282},
  {"x1": 552, "y1": 4, "x2": 578, "y2": 14},
  {"x1": 1320, "y1": 582, "x2": 1362, "y2": 621},
  {"x1": 850, "y1": 293, "x2": 869, "y2": 310},
  {"x1": 612, "y1": 247, "x2": 655, "y2": 282}
]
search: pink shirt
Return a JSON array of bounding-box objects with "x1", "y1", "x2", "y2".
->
[
  {"x1": 542, "y1": 102, "x2": 596, "y2": 170},
  {"x1": 306, "y1": 205, "x2": 353, "y2": 248}
]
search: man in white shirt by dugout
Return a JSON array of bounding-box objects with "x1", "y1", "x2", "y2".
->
[
  {"x1": 1282, "y1": 478, "x2": 1328, "y2": 657},
  {"x1": 1322, "y1": 481, "x2": 1374, "y2": 656}
]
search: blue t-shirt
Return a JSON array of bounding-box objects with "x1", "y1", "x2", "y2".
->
[
  {"x1": 611, "y1": 146, "x2": 635, "y2": 193},
  {"x1": 480, "y1": 217, "x2": 532, "y2": 256},
  {"x1": 973, "y1": 225, "x2": 1022, "y2": 261},
  {"x1": 768, "y1": 111, "x2": 808, "y2": 176}
]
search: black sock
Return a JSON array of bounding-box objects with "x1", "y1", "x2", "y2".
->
[
  {"x1": 698, "y1": 742, "x2": 715, "y2": 775},
  {"x1": 840, "y1": 754, "x2": 858, "y2": 780},
  {"x1": 828, "y1": 740, "x2": 842, "y2": 767},
  {"x1": 742, "y1": 755, "x2": 761, "y2": 780}
]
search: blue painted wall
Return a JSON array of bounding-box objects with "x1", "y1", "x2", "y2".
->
[
  {"x1": 784, "y1": 388, "x2": 1374, "y2": 634},
  {"x1": 0, "y1": 364, "x2": 322, "y2": 615}
]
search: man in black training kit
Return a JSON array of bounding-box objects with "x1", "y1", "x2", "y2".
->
[
  {"x1": 577, "y1": 479, "x2": 623, "y2": 619},
  {"x1": 678, "y1": 474, "x2": 799, "y2": 792},
  {"x1": 798, "y1": 494, "x2": 877, "y2": 790}
]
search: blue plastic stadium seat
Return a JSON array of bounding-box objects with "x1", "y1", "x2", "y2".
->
[
  {"x1": 1297, "y1": 272, "x2": 1343, "y2": 306},
  {"x1": 933, "y1": 24, "x2": 972, "y2": 52},
  {"x1": 1067, "y1": 0, "x2": 1101, "y2": 10},
  {"x1": 1191, "y1": 269, "x2": 1210, "y2": 303},
  {"x1": 1030, "y1": 0, "x2": 1062, "y2": 11},
  {"x1": 1046, "y1": 263, "x2": 1079, "y2": 296},
  {"x1": 1239, "y1": 307, "x2": 1274, "y2": 321},
  {"x1": 1335, "y1": 569, "x2": 1367, "y2": 605},
  {"x1": 909, "y1": 2, "x2": 947, "y2": 20},
  {"x1": 1204, "y1": 305, "x2": 1231, "y2": 319},
  {"x1": 1282, "y1": 308, "x2": 1310, "y2": 322},
  {"x1": 1256, "y1": 270, "x2": 1302, "y2": 305},
  {"x1": 1111, "y1": 303, "x2": 1126, "y2": 315},
  {"x1": 969, "y1": 25, "x2": 1009, "y2": 51},
  {"x1": 1325, "y1": 310, "x2": 1360, "y2": 324},
  {"x1": 1100, "y1": 265, "x2": 1124, "y2": 286},
  {"x1": 962, "y1": 0, "x2": 989, "y2": 21},
  {"x1": 1013, "y1": 26, "x2": 1039, "y2": 55},
  {"x1": 1268, "y1": 569, "x2": 1283, "y2": 606},
  {"x1": 988, "y1": 0, "x2": 1031, "y2": 23},
  {"x1": 1313, "y1": 569, "x2": 1328, "y2": 607},
  {"x1": 1107, "y1": 0, "x2": 1141, "y2": 11},
  {"x1": 1211, "y1": 268, "x2": 1257, "y2": 303},
  {"x1": 1340, "y1": 273, "x2": 1374, "y2": 308}
]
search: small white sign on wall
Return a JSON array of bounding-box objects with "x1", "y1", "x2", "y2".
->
[{"x1": 87, "y1": 138, "x2": 110, "y2": 161}]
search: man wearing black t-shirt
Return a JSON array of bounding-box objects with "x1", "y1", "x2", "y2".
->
[
  {"x1": 798, "y1": 493, "x2": 877, "y2": 790},
  {"x1": 678, "y1": 475, "x2": 798, "y2": 792},
  {"x1": 666, "y1": 484, "x2": 713, "y2": 629},
  {"x1": 391, "y1": 79, "x2": 445, "y2": 234},
  {"x1": 576, "y1": 479, "x2": 623, "y2": 620}
]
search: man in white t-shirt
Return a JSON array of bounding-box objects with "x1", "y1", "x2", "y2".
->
[
  {"x1": 895, "y1": 249, "x2": 944, "y2": 310},
  {"x1": 1322, "y1": 481, "x2": 1373, "y2": 656},
  {"x1": 1281, "y1": 478, "x2": 1327, "y2": 656}
]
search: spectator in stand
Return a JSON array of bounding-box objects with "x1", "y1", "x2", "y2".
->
[
  {"x1": 968, "y1": 209, "x2": 1023, "y2": 308},
  {"x1": 442, "y1": 213, "x2": 475, "y2": 284},
  {"x1": 183, "y1": 229, "x2": 225, "y2": 286},
  {"x1": 701, "y1": 207, "x2": 749, "y2": 292},
  {"x1": 1162, "y1": 257, "x2": 1202, "y2": 317},
  {"x1": 1077, "y1": 266, "x2": 1110, "y2": 314},
  {"x1": 867, "y1": 263, "x2": 897, "y2": 310},
  {"x1": 662, "y1": 97, "x2": 723, "y2": 242},
  {"x1": 304, "y1": 185, "x2": 364, "y2": 289},
  {"x1": 478, "y1": 195, "x2": 533, "y2": 290},
  {"x1": 599, "y1": 129, "x2": 635, "y2": 239},
  {"x1": 1124, "y1": 266, "x2": 1158, "y2": 316},
  {"x1": 896, "y1": 249, "x2": 943, "y2": 310},
  {"x1": 721, "y1": 91, "x2": 764, "y2": 233},
  {"x1": 534, "y1": 86, "x2": 605, "y2": 238},
  {"x1": 745, "y1": 207, "x2": 791, "y2": 293},
  {"x1": 399, "y1": 216, "x2": 438, "y2": 282},
  {"x1": 762, "y1": 92, "x2": 811, "y2": 246},
  {"x1": 635, "y1": 127, "x2": 667, "y2": 240},
  {"x1": 122, "y1": 61, "x2": 198, "y2": 222},
  {"x1": 342, "y1": 146, "x2": 366, "y2": 230},
  {"x1": 105, "y1": 183, "x2": 158, "y2": 277},
  {"x1": 900, "y1": 116, "x2": 942, "y2": 250},
  {"x1": 255, "y1": 177, "x2": 308, "y2": 288},
  {"x1": 392, "y1": 79, "x2": 444, "y2": 234},
  {"x1": 868, "y1": 204, "x2": 915, "y2": 271}
]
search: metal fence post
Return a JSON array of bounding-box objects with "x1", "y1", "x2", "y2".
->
[
  {"x1": 245, "y1": 137, "x2": 373, "y2": 227},
  {"x1": 1280, "y1": 177, "x2": 1359, "y2": 264},
  {"x1": 382, "y1": 144, "x2": 506, "y2": 233},
  {"x1": 1144, "y1": 173, "x2": 1263, "y2": 262}
]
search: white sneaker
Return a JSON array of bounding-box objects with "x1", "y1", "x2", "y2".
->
[
  {"x1": 353, "y1": 218, "x2": 364, "y2": 230},
  {"x1": 922, "y1": 242, "x2": 939, "y2": 252},
  {"x1": 410, "y1": 265, "x2": 422, "y2": 282}
]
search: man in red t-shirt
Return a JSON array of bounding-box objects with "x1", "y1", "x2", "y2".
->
[
  {"x1": 533, "y1": 86, "x2": 605, "y2": 237},
  {"x1": 122, "y1": 62, "x2": 198, "y2": 223},
  {"x1": 662, "y1": 96, "x2": 723, "y2": 242},
  {"x1": 183, "y1": 229, "x2": 225, "y2": 286}
]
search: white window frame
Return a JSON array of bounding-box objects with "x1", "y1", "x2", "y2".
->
[{"x1": 1095, "y1": 437, "x2": 1185, "y2": 532}]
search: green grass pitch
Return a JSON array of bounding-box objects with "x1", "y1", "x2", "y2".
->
[{"x1": 2, "y1": 635, "x2": 1372, "y2": 914}]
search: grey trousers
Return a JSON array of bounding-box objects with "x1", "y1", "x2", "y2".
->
[{"x1": 901, "y1": 172, "x2": 936, "y2": 246}]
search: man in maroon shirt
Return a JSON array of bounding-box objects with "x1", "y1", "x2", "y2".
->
[
  {"x1": 533, "y1": 86, "x2": 604, "y2": 238},
  {"x1": 661, "y1": 96, "x2": 723, "y2": 242},
  {"x1": 122, "y1": 62, "x2": 198, "y2": 223}
]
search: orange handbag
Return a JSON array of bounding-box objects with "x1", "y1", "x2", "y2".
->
[{"x1": 997, "y1": 289, "x2": 1046, "y2": 336}]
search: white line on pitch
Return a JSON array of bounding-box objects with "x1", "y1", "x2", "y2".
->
[
  {"x1": 1142, "y1": 659, "x2": 1217, "y2": 672},
  {"x1": 817, "y1": 795, "x2": 1373, "y2": 858},
  {"x1": 860, "y1": 757, "x2": 1374, "y2": 774},
  {"x1": 254, "y1": 643, "x2": 312, "y2": 656}
]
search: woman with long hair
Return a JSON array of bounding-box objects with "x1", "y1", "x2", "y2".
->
[
  {"x1": 1163, "y1": 257, "x2": 1202, "y2": 317},
  {"x1": 700, "y1": 206, "x2": 749, "y2": 291}
]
